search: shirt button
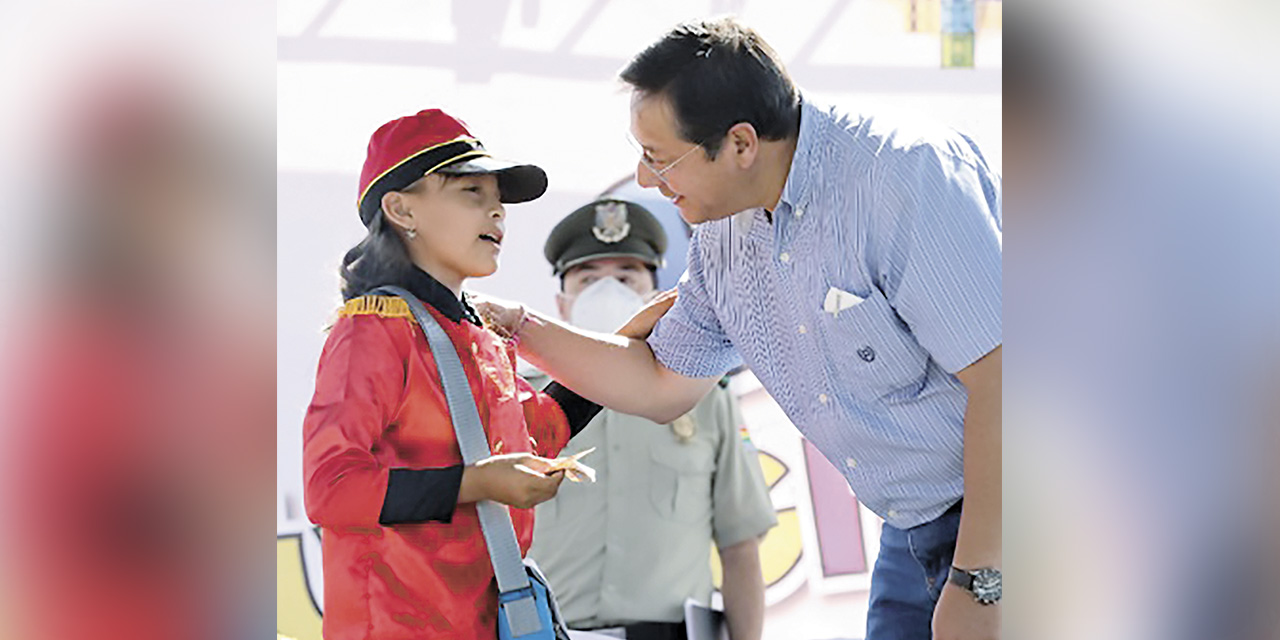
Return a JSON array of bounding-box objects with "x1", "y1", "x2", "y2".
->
[
  {"x1": 845, "y1": 457, "x2": 857, "y2": 469},
  {"x1": 818, "y1": 393, "x2": 829, "y2": 404},
  {"x1": 779, "y1": 252, "x2": 791, "y2": 263},
  {"x1": 798, "y1": 324, "x2": 807, "y2": 334},
  {"x1": 795, "y1": 207, "x2": 805, "y2": 217},
  {"x1": 888, "y1": 510, "x2": 898, "y2": 518}
]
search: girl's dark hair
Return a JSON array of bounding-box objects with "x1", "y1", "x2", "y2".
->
[
  {"x1": 620, "y1": 17, "x2": 800, "y2": 159},
  {"x1": 339, "y1": 204, "x2": 415, "y2": 301}
]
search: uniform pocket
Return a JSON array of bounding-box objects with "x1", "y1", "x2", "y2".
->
[
  {"x1": 648, "y1": 437, "x2": 714, "y2": 524},
  {"x1": 816, "y1": 286, "x2": 930, "y2": 401}
]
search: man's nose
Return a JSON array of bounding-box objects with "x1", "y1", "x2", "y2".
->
[{"x1": 635, "y1": 161, "x2": 660, "y2": 189}]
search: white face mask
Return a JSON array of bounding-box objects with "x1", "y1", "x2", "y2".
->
[{"x1": 569, "y1": 276, "x2": 647, "y2": 333}]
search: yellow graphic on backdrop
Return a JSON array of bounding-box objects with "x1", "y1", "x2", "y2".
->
[{"x1": 277, "y1": 534, "x2": 322, "y2": 639}]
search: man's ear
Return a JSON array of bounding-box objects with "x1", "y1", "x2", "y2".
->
[
  {"x1": 726, "y1": 121, "x2": 759, "y2": 169},
  {"x1": 555, "y1": 291, "x2": 573, "y2": 323},
  {"x1": 381, "y1": 191, "x2": 414, "y2": 231}
]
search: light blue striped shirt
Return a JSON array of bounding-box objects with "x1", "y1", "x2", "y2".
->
[{"x1": 648, "y1": 99, "x2": 1002, "y2": 528}]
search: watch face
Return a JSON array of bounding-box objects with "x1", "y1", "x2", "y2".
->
[{"x1": 970, "y1": 568, "x2": 1002, "y2": 604}]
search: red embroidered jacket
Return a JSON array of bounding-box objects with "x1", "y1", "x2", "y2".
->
[{"x1": 303, "y1": 293, "x2": 571, "y2": 640}]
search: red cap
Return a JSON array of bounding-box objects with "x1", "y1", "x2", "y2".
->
[{"x1": 357, "y1": 109, "x2": 547, "y2": 226}]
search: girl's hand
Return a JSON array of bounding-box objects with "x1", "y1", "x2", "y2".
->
[{"x1": 458, "y1": 453, "x2": 565, "y2": 509}]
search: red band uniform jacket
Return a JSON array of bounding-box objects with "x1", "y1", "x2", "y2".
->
[{"x1": 303, "y1": 285, "x2": 572, "y2": 640}]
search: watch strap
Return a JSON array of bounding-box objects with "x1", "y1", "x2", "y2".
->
[{"x1": 948, "y1": 566, "x2": 975, "y2": 591}]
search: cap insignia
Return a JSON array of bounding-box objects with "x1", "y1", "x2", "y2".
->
[{"x1": 592, "y1": 201, "x2": 631, "y2": 244}]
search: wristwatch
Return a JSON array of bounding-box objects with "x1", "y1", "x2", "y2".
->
[{"x1": 947, "y1": 566, "x2": 1001, "y2": 605}]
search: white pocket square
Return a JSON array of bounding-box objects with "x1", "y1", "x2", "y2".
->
[{"x1": 823, "y1": 287, "x2": 865, "y2": 316}]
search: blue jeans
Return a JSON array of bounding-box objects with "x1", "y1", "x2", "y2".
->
[{"x1": 865, "y1": 501, "x2": 962, "y2": 640}]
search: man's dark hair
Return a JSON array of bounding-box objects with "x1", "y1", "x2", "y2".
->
[{"x1": 620, "y1": 17, "x2": 800, "y2": 159}]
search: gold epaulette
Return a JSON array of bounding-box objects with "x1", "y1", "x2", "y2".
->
[{"x1": 337, "y1": 295, "x2": 414, "y2": 320}]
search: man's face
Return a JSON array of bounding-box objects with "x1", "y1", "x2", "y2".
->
[
  {"x1": 556, "y1": 256, "x2": 655, "y2": 322},
  {"x1": 629, "y1": 92, "x2": 744, "y2": 225}
]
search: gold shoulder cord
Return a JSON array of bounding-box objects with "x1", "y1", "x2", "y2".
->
[{"x1": 338, "y1": 295, "x2": 415, "y2": 320}]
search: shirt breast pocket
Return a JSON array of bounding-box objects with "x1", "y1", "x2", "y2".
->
[
  {"x1": 648, "y1": 436, "x2": 714, "y2": 524},
  {"x1": 817, "y1": 286, "x2": 930, "y2": 402}
]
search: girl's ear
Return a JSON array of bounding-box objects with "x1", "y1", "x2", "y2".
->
[{"x1": 381, "y1": 191, "x2": 414, "y2": 232}]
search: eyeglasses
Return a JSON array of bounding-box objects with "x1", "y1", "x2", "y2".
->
[{"x1": 626, "y1": 131, "x2": 699, "y2": 190}]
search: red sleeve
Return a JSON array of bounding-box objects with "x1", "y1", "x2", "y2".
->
[
  {"x1": 516, "y1": 375, "x2": 571, "y2": 460},
  {"x1": 303, "y1": 314, "x2": 406, "y2": 529}
]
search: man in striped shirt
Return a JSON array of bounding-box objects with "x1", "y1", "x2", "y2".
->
[{"x1": 482, "y1": 17, "x2": 1001, "y2": 640}]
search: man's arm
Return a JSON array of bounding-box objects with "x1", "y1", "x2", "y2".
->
[
  {"x1": 514, "y1": 309, "x2": 717, "y2": 423},
  {"x1": 952, "y1": 344, "x2": 1001, "y2": 569},
  {"x1": 718, "y1": 537, "x2": 765, "y2": 640},
  {"x1": 933, "y1": 345, "x2": 1001, "y2": 640}
]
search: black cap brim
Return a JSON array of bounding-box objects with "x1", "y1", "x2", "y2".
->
[
  {"x1": 554, "y1": 251, "x2": 664, "y2": 277},
  {"x1": 438, "y1": 156, "x2": 548, "y2": 204}
]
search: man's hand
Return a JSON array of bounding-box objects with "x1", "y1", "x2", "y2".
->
[
  {"x1": 616, "y1": 288, "x2": 677, "y2": 340},
  {"x1": 932, "y1": 582, "x2": 999, "y2": 640},
  {"x1": 458, "y1": 453, "x2": 565, "y2": 509},
  {"x1": 471, "y1": 292, "x2": 527, "y2": 340}
]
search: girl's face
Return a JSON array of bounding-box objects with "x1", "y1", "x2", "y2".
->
[{"x1": 391, "y1": 173, "x2": 506, "y2": 292}]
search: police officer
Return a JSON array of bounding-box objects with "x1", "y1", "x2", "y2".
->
[{"x1": 527, "y1": 199, "x2": 777, "y2": 640}]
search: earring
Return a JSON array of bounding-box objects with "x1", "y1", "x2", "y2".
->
[{"x1": 406, "y1": 228, "x2": 418, "y2": 239}]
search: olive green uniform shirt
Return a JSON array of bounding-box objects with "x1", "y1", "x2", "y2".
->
[{"x1": 526, "y1": 374, "x2": 777, "y2": 628}]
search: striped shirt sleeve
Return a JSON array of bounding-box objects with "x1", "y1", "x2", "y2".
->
[
  {"x1": 873, "y1": 140, "x2": 1003, "y2": 373},
  {"x1": 648, "y1": 228, "x2": 742, "y2": 378}
]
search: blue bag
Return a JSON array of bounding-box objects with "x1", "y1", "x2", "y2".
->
[{"x1": 497, "y1": 559, "x2": 570, "y2": 640}]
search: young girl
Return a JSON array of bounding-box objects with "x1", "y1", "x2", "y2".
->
[{"x1": 302, "y1": 109, "x2": 599, "y2": 639}]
